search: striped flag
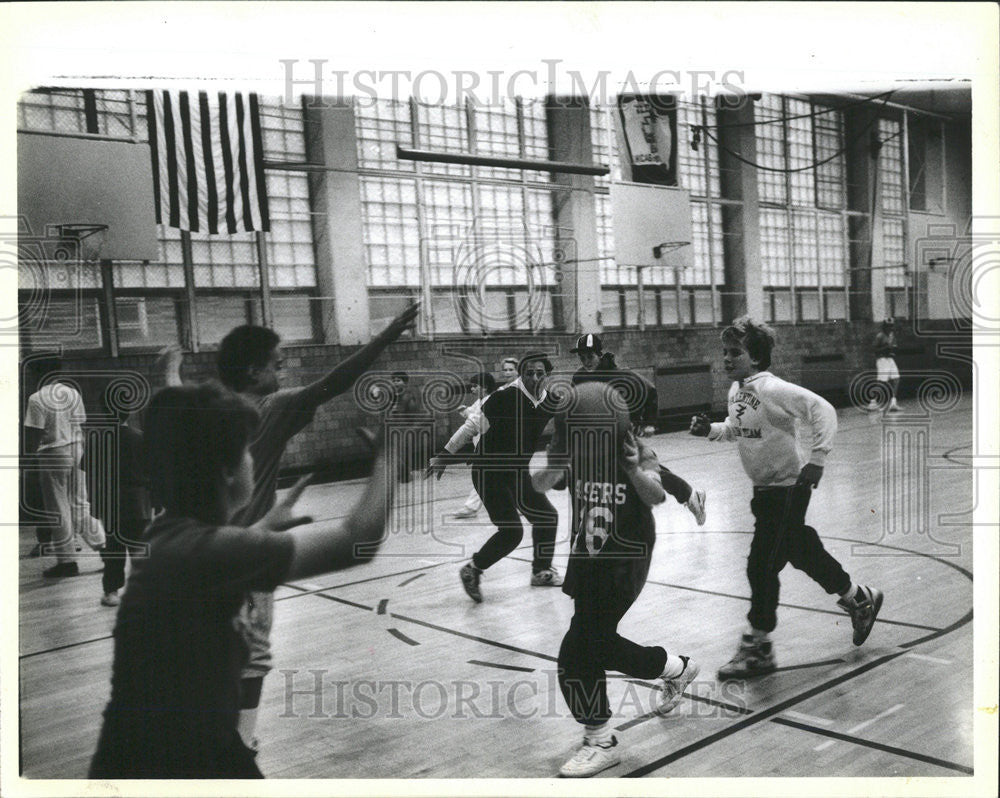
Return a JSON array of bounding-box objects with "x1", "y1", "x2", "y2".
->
[{"x1": 147, "y1": 90, "x2": 270, "y2": 234}]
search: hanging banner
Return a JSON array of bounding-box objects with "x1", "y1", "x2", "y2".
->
[{"x1": 615, "y1": 95, "x2": 678, "y2": 186}]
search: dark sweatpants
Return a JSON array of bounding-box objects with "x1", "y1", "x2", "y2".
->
[
  {"x1": 100, "y1": 518, "x2": 148, "y2": 595},
  {"x1": 471, "y1": 467, "x2": 558, "y2": 574},
  {"x1": 558, "y1": 556, "x2": 667, "y2": 726},
  {"x1": 747, "y1": 485, "x2": 852, "y2": 633},
  {"x1": 659, "y1": 465, "x2": 692, "y2": 505}
]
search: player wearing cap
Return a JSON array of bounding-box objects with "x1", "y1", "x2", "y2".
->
[{"x1": 571, "y1": 333, "x2": 707, "y2": 526}]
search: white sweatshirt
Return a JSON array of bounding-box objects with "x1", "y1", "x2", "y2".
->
[{"x1": 708, "y1": 371, "x2": 837, "y2": 487}]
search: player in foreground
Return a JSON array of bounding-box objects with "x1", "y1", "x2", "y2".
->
[
  {"x1": 531, "y1": 381, "x2": 700, "y2": 777},
  {"x1": 690, "y1": 316, "x2": 883, "y2": 679},
  {"x1": 90, "y1": 382, "x2": 396, "y2": 778}
]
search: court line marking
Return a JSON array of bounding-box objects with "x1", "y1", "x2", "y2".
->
[
  {"x1": 812, "y1": 702, "x2": 905, "y2": 751},
  {"x1": 623, "y1": 650, "x2": 908, "y2": 777},
  {"x1": 773, "y1": 658, "x2": 845, "y2": 672},
  {"x1": 376, "y1": 599, "x2": 389, "y2": 615},
  {"x1": 624, "y1": 679, "x2": 753, "y2": 716},
  {"x1": 905, "y1": 651, "x2": 953, "y2": 665},
  {"x1": 466, "y1": 659, "x2": 535, "y2": 673},
  {"x1": 275, "y1": 558, "x2": 462, "y2": 602},
  {"x1": 507, "y1": 555, "x2": 943, "y2": 633},
  {"x1": 782, "y1": 710, "x2": 834, "y2": 727},
  {"x1": 397, "y1": 572, "x2": 427, "y2": 587},
  {"x1": 386, "y1": 628, "x2": 420, "y2": 647},
  {"x1": 772, "y1": 717, "x2": 973, "y2": 775}
]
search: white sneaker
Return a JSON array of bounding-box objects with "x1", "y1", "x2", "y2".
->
[
  {"x1": 451, "y1": 507, "x2": 478, "y2": 519},
  {"x1": 867, "y1": 400, "x2": 879, "y2": 411},
  {"x1": 656, "y1": 656, "x2": 700, "y2": 714},
  {"x1": 530, "y1": 567, "x2": 563, "y2": 587},
  {"x1": 559, "y1": 736, "x2": 621, "y2": 778},
  {"x1": 101, "y1": 591, "x2": 120, "y2": 607},
  {"x1": 685, "y1": 489, "x2": 706, "y2": 526}
]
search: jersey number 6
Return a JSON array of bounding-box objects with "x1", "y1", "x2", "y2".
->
[{"x1": 581, "y1": 506, "x2": 613, "y2": 556}]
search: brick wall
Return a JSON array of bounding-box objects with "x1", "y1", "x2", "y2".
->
[{"x1": 27, "y1": 320, "x2": 971, "y2": 482}]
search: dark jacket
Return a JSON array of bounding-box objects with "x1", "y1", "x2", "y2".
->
[
  {"x1": 571, "y1": 353, "x2": 659, "y2": 427},
  {"x1": 476, "y1": 379, "x2": 556, "y2": 466}
]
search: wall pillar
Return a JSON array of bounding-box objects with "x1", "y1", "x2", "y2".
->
[
  {"x1": 303, "y1": 100, "x2": 371, "y2": 345},
  {"x1": 845, "y1": 105, "x2": 885, "y2": 322},
  {"x1": 547, "y1": 98, "x2": 601, "y2": 334},
  {"x1": 717, "y1": 98, "x2": 764, "y2": 322}
]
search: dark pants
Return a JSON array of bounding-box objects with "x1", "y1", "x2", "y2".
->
[
  {"x1": 659, "y1": 465, "x2": 692, "y2": 505},
  {"x1": 100, "y1": 518, "x2": 148, "y2": 595},
  {"x1": 471, "y1": 468, "x2": 558, "y2": 574},
  {"x1": 558, "y1": 557, "x2": 666, "y2": 726},
  {"x1": 747, "y1": 485, "x2": 852, "y2": 633}
]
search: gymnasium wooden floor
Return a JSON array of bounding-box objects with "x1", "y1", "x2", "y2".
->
[{"x1": 17, "y1": 397, "x2": 979, "y2": 782}]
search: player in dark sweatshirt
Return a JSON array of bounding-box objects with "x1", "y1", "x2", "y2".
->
[{"x1": 570, "y1": 333, "x2": 706, "y2": 526}]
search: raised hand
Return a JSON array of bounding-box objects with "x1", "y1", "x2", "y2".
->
[
  {"x1": 382, "y1": 301, "x2": 420, "y2": 341},
  {"x1": 689, "y1": 413, "x2": 711, "y2": 437},
  {"x1": 424, "y1": 456, "x2": 446, "y2": 481},
  {"x1": 256, "y1": 475, "x2": 314, "y2": 533}
]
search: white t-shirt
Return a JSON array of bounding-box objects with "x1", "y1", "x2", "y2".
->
[{"x1": 23, "y1": 382, "x2": 86, "y2": 451}]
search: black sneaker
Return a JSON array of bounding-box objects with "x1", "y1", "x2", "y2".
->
[
  {"x1": 460, "y1": 562, "x2": 482, "y2": 603},
  {"x1": 717, "y1": 634, "x2": 777, "y2": 680},
  {"x1": 43, "y1": 561, "x2": 80, "y2": 578},
  {"x1": 837, "y1": 585, "x2": 884, "y2": 645}
]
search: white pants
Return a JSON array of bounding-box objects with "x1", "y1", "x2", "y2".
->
[
  {"x1": 460, "y1": 487, "x2": 483, "y2": 513},
  {"x1": 38, "y1": 443, "x2": 106, "y2": 563},
  {"x1": 876, "y1": 357, "x2": 899, "y2": 382}
]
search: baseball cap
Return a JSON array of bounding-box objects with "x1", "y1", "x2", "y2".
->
[{"x1": 570, "y1": 333, "x2": 603, "y2": 354}]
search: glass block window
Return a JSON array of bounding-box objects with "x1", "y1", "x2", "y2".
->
[
  {"x1": 791, "y1": 211, "x2": 819, "y2": 287},
  {"x1": 755, "y1": 94, "x2": 788, "y2": 205},
  {"x1": 93, "y1": 90, "x2": 144, "y2": 139},
  {"x1": 355, "y1": 99, "x2": 414, "y2": 171},
  {"x1": 677, "y1": 100, "x2": 720, "y2": 198},
  {"x1": 521, "y1": 99, "x2": 551, "y2": 182},
  {"x1": 818, "y1": 213, "x2": 847, "y2": 288},
  {"x1": 760, "y1": 208, "x2": 791, "y2": 287},
  {"x1": 415, "y1": 103, "x2": 470, "y2": 177},
  {"x1": 423, "y1": 179, "x2": 474, "y2": 286},
  {"x1": 361, "y1": 176, "x2": 421, "y2": 287},
  {"x1": 17, "y1": 89, "x2": 87, "y2": 134},
  {"x1": 814, "y1": 104, "x2": 846, "y2": 209},
  {"x1": 878, "y1": 118, "x2": 905, "y2": 216},
  {"x1": 474, "y1": 100, "x2": 522, "y2": 181},
  {"x1": 785, "y1": 98, "x2": 816, "y2": 207},
  {"x1": 595, "y1": 191, "x2": 616, "y2": 281},
  {"x1": 690, "y1": 202, "x2": 725, "y2": 286},
  {"x1": 265, "y1": 171, "x2": 316, "y2": 288},
  {"x1": 356, "y1": 97, "x2": 561, "y2": 330},
  {"x1": 883, "y1": 217, "x2": 906, "y2": 288},
  {"x1": 589, "y1": 106, "x2": 623, "y2": 189}
]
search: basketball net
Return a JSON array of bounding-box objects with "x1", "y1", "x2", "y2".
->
[{"x1": 54, "y1": 223, "x2": 108, "y2": 264}]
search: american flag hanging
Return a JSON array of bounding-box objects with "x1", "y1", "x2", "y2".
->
[{"x1": 147, "y1": 90, "x2": 270, "y2": 234}]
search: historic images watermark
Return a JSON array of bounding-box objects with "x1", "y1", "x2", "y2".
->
[
  {"x1": 281, "y1": 60, "x2": 747, "y2": 106},
  {"x1": 277, "y1": 667, "x2": 748, "y2": 722}
]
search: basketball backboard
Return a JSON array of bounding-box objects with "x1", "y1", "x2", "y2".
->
[
  {"x1": 611, "y1": 182, "x2": 693, "y2": 271},
  {"x1": 17, "y1": 131, "x2": 159, "y2": 261}
]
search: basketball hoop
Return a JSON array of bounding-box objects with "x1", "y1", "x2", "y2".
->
[
  {"x1": 652, "y1": 241, "x2": 690, "y2": 260},
  {"x1": 53, "y1": 223, "x2": 109, "y2": 264}
]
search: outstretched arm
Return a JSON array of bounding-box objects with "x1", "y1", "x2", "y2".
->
[
  {"x1": 299, "y1": 302, "x2": 419, "y2": 409},
  {"x1": 258, "y1": 443, "x2": 395, "y2": 580},
  {"x1": 623, "y1": 434, "x2": 666, "y2": 506}
]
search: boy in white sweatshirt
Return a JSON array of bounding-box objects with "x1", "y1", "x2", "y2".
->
[{"x1": 690, "y1": 316, "x2": 883, "y2": 679}]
